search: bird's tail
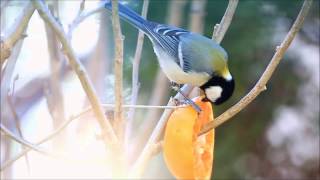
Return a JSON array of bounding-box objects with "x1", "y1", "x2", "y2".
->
[{"x1": 104, "y1": 1, "x2": 149, "y2": 32}]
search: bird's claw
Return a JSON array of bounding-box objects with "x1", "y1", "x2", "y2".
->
[
  {"x1": 170, "y1": 82, "x2": 181, "y2": 91},
  {"x1": 170, "y1": 82, "x2": 202, "y2": 113},
  {"x1": 172, "y1": 98, "x2": 182, "y2": 106},
  {"x1": 173, "y1": 97, "x2": 201, "y2": 113}
]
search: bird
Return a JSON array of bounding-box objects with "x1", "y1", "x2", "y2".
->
[{"x1": 104, "y1": 1, "x2": 235, "y2": 110}]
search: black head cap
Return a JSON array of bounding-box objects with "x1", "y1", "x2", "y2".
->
[{"x1": 200, "y1": 76, "x2": 235, "y2": 105}]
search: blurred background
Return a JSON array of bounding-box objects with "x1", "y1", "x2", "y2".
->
[{"x1": 1, "y1": 0, "x2": 319, "y2": 179}]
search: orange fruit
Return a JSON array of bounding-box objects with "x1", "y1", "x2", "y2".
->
[{"x1": 163, "y1": 97, "x2": 215, "y2": 180}]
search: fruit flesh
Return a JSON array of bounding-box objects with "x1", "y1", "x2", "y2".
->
[{"x1": 163, "y1": 98, "x2": 214, "y2": 179}]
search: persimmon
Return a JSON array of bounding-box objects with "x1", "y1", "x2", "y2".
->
[{"x1": 163, "y1": 97, "x2": 215, "y2": 180}]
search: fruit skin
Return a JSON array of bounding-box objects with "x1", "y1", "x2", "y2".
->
[{"x1": 163, "y1": 97, "x2": 215, "y2": 180}]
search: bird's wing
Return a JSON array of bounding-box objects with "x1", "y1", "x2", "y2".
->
[
  {"x1": 178, "y1": 33, "x2": 227, "y2": 74},
  {"x1": 146, "y1": 24, "x2": 189, "y2": 66}
]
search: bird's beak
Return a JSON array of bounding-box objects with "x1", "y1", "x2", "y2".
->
[
  {"x1": 200, "y1": 94, "x2": 208, "y2": 102},
  {"x1": 222, "y1": 67, "x2": 232, "y2": 81}
]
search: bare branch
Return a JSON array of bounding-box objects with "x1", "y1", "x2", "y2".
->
[
  {"x1": 111, "y1": 0, "x2": 124, "y2": 142},
  {"x1": 102, "y1": 104, "x2": 183, "y2": 109},
  {"x1": 32, "y1": 0, "x2": 118, "y2": 147},
  {"x1": 109, "y1": 0, "x2": 126, "y2": 176},
  {"x1": 1, "y1": 28, "x2": 26, "y2": 133},
  {"x1": 44, "y1": 4, "x2": 67, "y2": 153},
  {"x1": 79, "y1": 0, "x2": 86, "y2": 13},
  {"x1": 151, "y1": 141, "x2": 163, "y2": 156},
  {"x1": 7, "y1": 94, "x2": 31, "y2": 173},
  {"x1": 0, "y1": 2, "x2": 35, "y2": 66},
  {"x1": 212, "y1": 0, "x2": 238, "y2": 43},
  {"x1": 67, "y1": 2, "x2": 105, "y2": 39},
  {"x1": 189, "y1": 0, "x2": 207, "y2": 34},
  {"x1": 0, "y1": 108, "x2": 91, "y2": 171},
  {"x1": 126, "y1": 0, "x2": 150, "y2": 149},
  {"x1": 200, "y1": 0, "x2": 313, "y2": 135},
  {"x1": 0, "y1": 0, "x2": 9, "y2": 12},
  {"x1": 0, "y1": 124, "x2": 54, "y2": 157}
]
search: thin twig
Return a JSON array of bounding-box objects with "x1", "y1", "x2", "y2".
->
[
  {"x1": 0, "y1": 108, "x2": 91, "y2": 171},
  {"x1": 0, "y1": 124, "x2": 54, "y2": 157},
  {"x1": 33, "y1": 0, "x2": 118, "y2": 147},
  {"x1": 110, "y1": 0, "x2": 126, "y2": 176},
  {"x1": 1, "y1": 120, "x2": 108, "y2": 170},
  {"x1": 79, "y1": 0, "x2": 86, "y2": 13},
  {"x1": 67, "y1": 2, "x2": 105, "y2": 39},
  {"x1": 111, "y1": 0, "x2": 124, "y2": 142},
  {"x1": 212, "y1": 0, "x2": 238, "y2": 43},
  {"x1": 7, "y1": 94, "x2": 32, "y2": 173},
  {"x1": 44, "y1": 4, "x2": 67, "y2": 154},
  {"x1": 151, "y1": 141, "x2": 163, "y2": 156},
  {"x1": 189, "y1": 0, "x2": 207, "y2": 34},
  {"x1": 126, "y1": 0, "x2": 150, "y2": 148},
  {"x1": 200, "y1": 0, "x2": 313, "y2": 135},
  {"x1": 0, "y1": 2, "x2": 35, "y2": 66},
  {"x1": 0, "y1": 0, "x2": 9, "y2": 12},
  {"x1": 103, "y1": 104, "x2": 183, "y2": 109},
  {"x1": 1, "y1": 26, "x2": 27, "y2": 145}
]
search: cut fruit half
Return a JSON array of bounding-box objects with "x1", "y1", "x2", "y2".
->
[{"x1": 163, "y1": 97, "x2": 215, "y2": 179}]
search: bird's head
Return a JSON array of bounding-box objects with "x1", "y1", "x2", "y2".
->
[{"x1": 200, "y1": 69, "x2": 234, "y2": 105}]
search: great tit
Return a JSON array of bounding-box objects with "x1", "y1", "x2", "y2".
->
[{"x1": 104, "y1": 1, "x2": 235, "y2": 106}]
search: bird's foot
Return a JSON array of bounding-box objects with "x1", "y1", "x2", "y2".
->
[
  {"x1": 173, "y1": 98, "x2": 187, "y2": 106},
  {"x1": 170, "y1": 81, "x2": 181, "y2": 91},
  {"x1": 173, "y1": 89, "x2": 202, "y2": 113}
]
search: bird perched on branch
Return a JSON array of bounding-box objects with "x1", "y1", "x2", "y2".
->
[{"x1": 104, "y1": 1, "x2": 234, "y2": 111}]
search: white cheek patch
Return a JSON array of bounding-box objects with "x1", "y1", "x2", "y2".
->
[{"x1": 205, "y1": 86, "x2": 223, "y2": 102}]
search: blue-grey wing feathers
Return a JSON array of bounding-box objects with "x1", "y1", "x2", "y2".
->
[
  {"x1": 179, "y1": 33, "x2": 227, "y2": 75},
  {"x1": 150, "y1": 25, "x2": 189, "y2": 62}
]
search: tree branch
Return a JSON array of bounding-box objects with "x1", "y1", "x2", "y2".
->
[
  {"x1": 102, "y1": 104, "x2": 184, "y2": 109},
  {"x1": 109, "y1": 0, "x2": 127, "y2": 176},
  {"x1": 0, "y1": 108, "x2": 91, "y2": 171},
  {"x1": 0, "y1": 2, "x2": 35, "y2": 67},
  {"x1": 7, "y1": 94, "x2": 31, "y2": 173},
  {"x1": 67, "y1": 2, "x2": 105, "y2": 40},
  {"x1": 44, "y1": 4, "x2": 67, "y2": 153},
  {"x1": 111, "y1": 0, "x2": 124, "y2": 142},
  {"x1": 32, "y1": 0, "x2": 118, "y2": 147},
  {"x1": 189, "y1": 0, "x2": 207, "y2": 34},
  {"x1": 0, "y1": 124, "x2": 54, "y2": 158},
  {"x1": 0, "y1": 0, "x2": 9, "y2": 11},
  {"x1": 212, "y1": 0, "x2": 238, "y2": 43},
  {"x1": 199, "y1": 0, "x2": 313, "y2": 135},
  {"x1": 126, "y1": 0, "x2": 150, "y2": 149}
]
